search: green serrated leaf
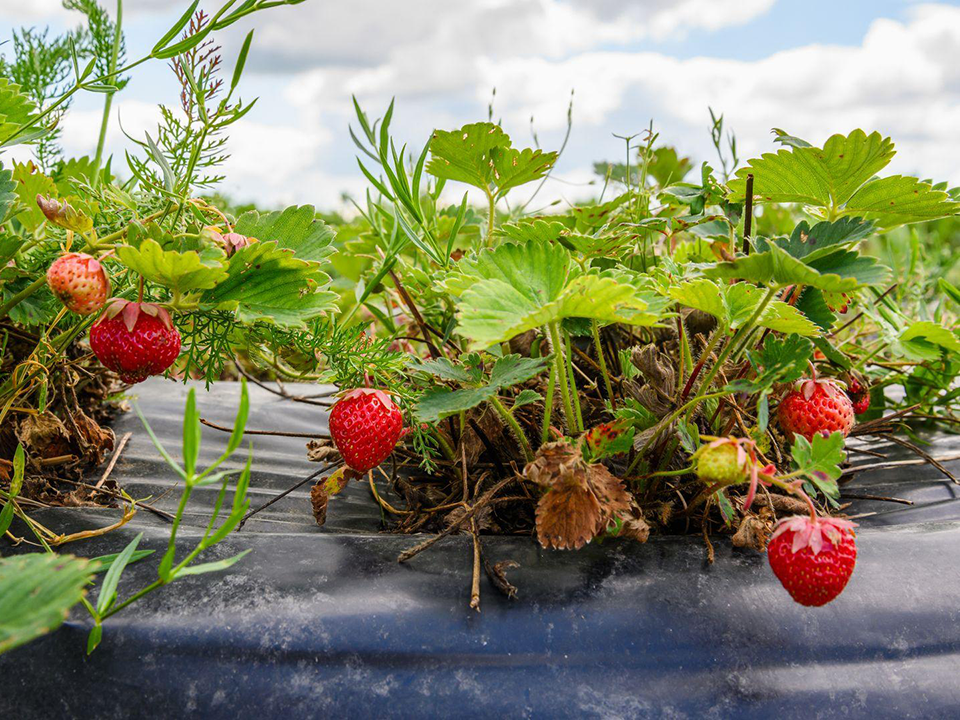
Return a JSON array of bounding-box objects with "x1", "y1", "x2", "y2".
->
[
  {"x1": 12, "y1": 162, "x2": 57, "y2": 232},
  {"x1": 490, "y1": 145, "x2": 557, "y2": 198},
  {"x1": 0, "y1": 78, "x2": 44, "y2": 147},
  {"x1": 498, "y1": 219, "x2": 565, "y2": 245},
  {"x1": 117, "y1": 238, "x2": 228, "y2": 294},
  {"x1": 458, "y1": 272, "x2": 660, "y2": 351},
  {"x1": 730, "y1": 130, "x2": 959, "y2": 228},
  {"x1": 790, "y1": 431, "x2": 845, "y2": 501},
  {"x1": 895, "y1": 321, "x2": 960, "y2": 361},
  {"x1": 414, "y1": 354, "x2": 549, "y2": 423},
  {"x1": 415, "y1": 385, "x2": 496, "y2": 423},
  {"x1": 707, "y1": 241, "x2": 889, "y2": 292},
  {"x1": 200, "y1": 241, "x2": 336, "y2": 327},
  {"x1": 426, "y1": 122, "x2": 511, "y2": 190},
  {"x1": 727, "y1": 334, "x2": 813, "y2": 396},
  {"x1": 670, "y1": 279, "x2": 818, "y2": 336},
  {"x1": 488, "y1": 354, "x2": 551, "y2": 388},
  {"x1": 0, "y1": 554, "x2": 97, "y2": 655},
  {"x1": 755, "y1": 217, "x2": 875, "y2": 261},
  {"x1": 512, "y1": 389, "x2": 542, "y2": 409},
  {"x1": 729, "y1": 130, "x2": 895, "y2": 207},
  {"x1": 233, "y1": 205, "x2": 336, "y2": 264},
  {"x1": 0, "y1": 166, "x2": 19, "y2": 223},
  {"x1": 845, "y1": 175, "x2": 960, "y2": 228},
  {"x1": 442, "y1": 236, "x2": 573, "y2": 300},
  {"x1": 407, "y1": 356, "x2": 477, "y2": 383}
]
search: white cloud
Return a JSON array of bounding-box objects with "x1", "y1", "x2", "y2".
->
[
  {"x1": 0, "y1": 0, "x2": 188, "y2": 22},
  {"x1": 239, "y1": 0, "x2": 775, "y2": 73},
  {"x1": 476, "y1": 2, "x2": 960, "y2": 195},
  {"x1": 4, "y1": 0, "x2": 958, "y2": 212}
]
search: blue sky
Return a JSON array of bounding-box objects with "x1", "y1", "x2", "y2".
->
[{"x1": 1, "y1": 0, "x2": 958, "y2": 210}]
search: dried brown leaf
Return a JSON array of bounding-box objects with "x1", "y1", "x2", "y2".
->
[
  {"x1": 536, "y1": 481, "x2": 602, "y2": 550},
  {"x1": 589, "y1": 464, "x2": 631, "y2": 518},
  {"x1": 523, "y1": 440, "x2": 582, "y2": 488},
  {"x1": 71, "y1": 410, "x2": 115, "y2": 465},
  {"x1": 732, "y1": 514, "x2": 771, "y2": 552},
  {"x1": 16, "y1": 412, "x2": 71, "y2": 460},
  {"x1": 306, "y1": 438, "x2": 341, "y2": 464},
  {"x1": 527, "y1": 440, "x2": 632, "y2": 550},
  {"x1": 310, "y1": 482, "x2": 328, "y2": 527}
]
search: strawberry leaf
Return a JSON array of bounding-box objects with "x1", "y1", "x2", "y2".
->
[
  {"x1": 426, "y1": 122, "x2": 511, "y2": 190},
  {"x1": 200, "y1": 241, "x2": 336, "y2": 327},
  {"x1": 670, "y1": 278, "x2": 819, "y2": 336},
  {"x1": 426, "y1": 122, "x2": 556, "y2": 199},
  {"x1": 582, "y1": 419, "x2": 633, "y2": 462},
  {"x1": 707, "y1": 241, "x2": 890, "y2": 291},
  {"x1": 790, "y1": 431, "x2": 845, "y2": 502},
  {"x1": 232, "y1": 205, "x2": 335, "y2": 264},
  {"x1": 117, "y1": 238, "x2": 229, "y2": 294},
  {"x1": 728, "y1": 334, "x2": 813, "y2": 395},
  {"x1": 729, "y1": 130, "x2": 895, "y2": 208},
  {"x1": 458, "y1": 273, "x2": 661, "y2": 350},
  {"x1": 729, "y1": 130, "x2": 959, "y2": 228},
  {"x1": 414, "y1": 354, "x2": 549, "y2": 423},
  {"x1": 0, "y1": 554, "x2": 97, "y2": 655},
  {"x1": 754, "y1": 217, "x2": 875, "y2": 262},
  {"x1": 894, "y1": 321, "x2": 960, "y2": 361},
  {"x1": 0, "y1": 78, "x2": 45, "y2": 147},
  {"x1": 12, "y1": 162, "x2": 57, "y2": 232},
  {"x1": 490, "y1": 145, "x2": 557, "y2": 199}
]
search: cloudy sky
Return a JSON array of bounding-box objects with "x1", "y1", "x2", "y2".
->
[{"x1": 1, "y1": 0, "x2": 959, "y2": 211}]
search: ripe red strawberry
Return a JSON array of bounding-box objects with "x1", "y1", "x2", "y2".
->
[
  {"x1": 767, "y1": 514, "x2": 858, "y2": 606},
  {"x1": 89, "y1": 299, "x2": 181, "y2": 384},
  {"x1": 328, "y1": 388, "x2": 404, "y2": 473},
  {"x1": 777, "y1": 378, "x2": 855, "y2": 441},
  {"x1": 845, "y1": 377, "x2": 871, "y2": 415},
  {"x1": 46, "y1": 252, "x2": 110, "y2": 315},
  {"x1": 851, "y1": 395, "x2": 870, "y2": 415}
]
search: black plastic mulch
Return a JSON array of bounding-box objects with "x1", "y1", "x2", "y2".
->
[{"x1": 3, "y1": 379, "x2": 960, "y2": 719}]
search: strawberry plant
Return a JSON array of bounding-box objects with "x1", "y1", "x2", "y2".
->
[
  {"x1": 312, "y1": 106, "x2": 960, "y2": 609},
  {"x1": 1, "y1": 1, "x2": 959, "y2": 636}
]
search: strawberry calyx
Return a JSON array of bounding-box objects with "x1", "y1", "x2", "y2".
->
[
  {"x1": 795, "y1": 376, "x2": 847, "y2": 401},
  {"x1": 770, "y1": 514, "x2": 858, "y2": 556},
  {"x1": 338, "y1": 386, "x2": 395, "y2": 409},
  {"x1": 97, "y1": 298, "x2": 175, "y2": 332}
]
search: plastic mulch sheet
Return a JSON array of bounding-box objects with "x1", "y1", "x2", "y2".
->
[{"x1": 3, "y1": 379, "x2": 960, "y2": 718}]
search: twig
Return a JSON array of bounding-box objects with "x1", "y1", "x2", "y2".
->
[
  {"x1": 845, "y1": 445, "x2": 887, "y2": 459},
  {"x1": 849, "y1": 405, "x2": 921, "y2": 436},
  {"x1": 470, "y1": 518, "x2": 481, "y2": 612},
  {"x1": 233, "y1": 360, "x2": 335, "y2": 407},
  {"x1": 370, "y1": 468, "x2": 410, "y2": 516},
  {"x1": 386, "y1": 263, "x2": 442, "y2": 359},
  {"x1": 238, "y1": 463, "x2": 339, "y2": 528},
  {"x1": 36, "y1": 454, "x2": 76, "y2": 467},
  {"x1": 45, "y1": 475, "x2": 175, "y2": 521},
  {"x1": 840, "y1": 492, "x2": 914, "y2": 506},
  {"x1": 742, "y1": 173, "x2": 753, "y2": 254},
  {"x1": 96, "y1": 431, "x2": 132, "y2": 489},
  {"x1": 879, "y1": 433, "x2": 959, "y2": 484},
  {"x1": 200, "y1": 417, "x2": 329, "y2": 440},
  {"x1": 841, "y1": 452, "x2": 960, "y2": 477},
  {"x1": 398, "y1": 475, "x2": 516, "y2": 563},
  {"x1": 480, "y1": 548, "x2": 519, "y2": 600}
]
